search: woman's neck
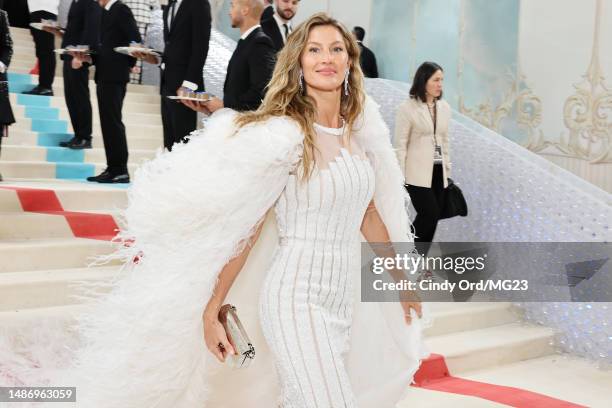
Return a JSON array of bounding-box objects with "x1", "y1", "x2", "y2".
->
[
  {"x1": 309, "y1": 87, "x2": 343, "y2": 128},
  {"x1": 425, "y1": 94, "x2": 436, "y2": 105}
]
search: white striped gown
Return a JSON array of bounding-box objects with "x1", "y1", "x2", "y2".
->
[{"x1": 259, "y1": 130, "x2": 376, "y2": 408}]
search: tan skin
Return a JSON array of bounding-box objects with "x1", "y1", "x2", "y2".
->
[
  {"x1": 426, "y1": 70, "x2": 444, "y2": 104},
  {"x1": 201, "y1": 25, "x2": 422, "y2": 363}
]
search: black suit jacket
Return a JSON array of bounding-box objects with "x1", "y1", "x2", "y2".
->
[
  {"x1": 358, "y1": 42, "x2": 378, "y2": 79},
  {"x1": 93, "y1": 1, "x2": 141, "y2": 83},
  {"x1": 0, "y1": 9, "x2": 12, "y2": 81},
  {"x1": 260, "y1": 17, "x2": 284, "y2": 52},
  {"x1": 161, "y1": 0, "x2": 211, "y2": 95},
  {"x1": 260, "y1": 5, "x2": 274, "y2": 23},
  {"x1": 223, "y1": 27, "x2": 275, "y2": 111},
  {"x1": 61, "y1": 0, "x2": 101, "y2": 61},
  {"x1": 0, "y1": 9, "x2": 14, "y2": 125}
]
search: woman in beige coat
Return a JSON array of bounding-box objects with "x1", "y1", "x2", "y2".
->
[{"x1": 394, "y1": 61, "x2": 451, "y2": 257}]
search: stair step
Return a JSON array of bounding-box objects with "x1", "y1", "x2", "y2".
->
[
  {"x1": 425, "y1": 322, "x2": 555, "y2": 374},
  {"x1": 10, "y1": 117, "x2": 163, "y2": 137},
  {"x1": 12, "y1": 104, "x2": 163, "y2": 125},
  {"x1": 0, "y1": 238, "x2": 120, "y2": 273},
  {"x1": 425, "y1": 303, "x2": 519, "y2": 337},
  {"x1": 1, "y1": 144, "x2": 156, "y2": 164},
  {"x1": 0, "y1": 266, "x2": 119, "y2": 311},
  {"x1": 0, "y1": 180, "x2": 128, "y2": 211},
  {"x1": 10, "y1": 88, "x2": 162, "y2": 106},
  {"x1": 6, "y1": 129, "x2": 163, "y2": 150},
  {"x1": 0, "y1": 160, "x2": 139, "y2": 179},
  {"x1": 0, "y1": 210, "x2": 122, "y2": 240}
]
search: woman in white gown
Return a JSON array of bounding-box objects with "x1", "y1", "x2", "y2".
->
[
  {"x1": 0, "y1": 13, "x2": 428, "y2": 408},
  {"x1": 201, "y1": 12, "x2": 426, "y2": 408}
]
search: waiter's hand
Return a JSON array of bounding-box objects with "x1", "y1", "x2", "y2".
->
[
  {"x1": 203, "y1": 97, "x2": 224, "y2": 113},
  {"x1": 181, "y1": 99, "x2": 211, "y2": 114},
  {"x1": 42, "y1": 26, "x2": 63, "y2": 37},
  {"x1": 71, "y1": 57, "x2": 83, "y2": 70},
  {"x1": 132, "y1": 51, "x2": 159, "y2": 65}
]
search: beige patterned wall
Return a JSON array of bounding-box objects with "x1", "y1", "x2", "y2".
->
[{"x1": 459, "y1": 0, "x2": 612, "y2": 192}]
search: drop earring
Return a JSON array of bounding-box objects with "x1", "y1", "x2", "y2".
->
[
  {"x1": 344, "y1": 69, "x2": 350, "y2": 96},
  {"x1": 299, "y1": 69, "x2": 304, "y2": 93}
]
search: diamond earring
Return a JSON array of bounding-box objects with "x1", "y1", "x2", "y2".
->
[{"x1": 344, "y1": 69, "x2": 350, "y2": 96}]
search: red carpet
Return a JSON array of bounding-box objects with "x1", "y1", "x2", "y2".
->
[
  {"x1": 1, "y1": 186, "x2": 119, "y2": 240},
  {"x1": 413, "y1": 354, "x2": 587, "y2": 407}
]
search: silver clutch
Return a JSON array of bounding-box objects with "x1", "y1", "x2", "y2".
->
[{"x1": 218, "y1": 304, "x2": 256, "y2": 369}]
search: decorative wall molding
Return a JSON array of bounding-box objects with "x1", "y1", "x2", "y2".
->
[{"x1": 526, "y1": 0, "x2": 612, "y2": 164}]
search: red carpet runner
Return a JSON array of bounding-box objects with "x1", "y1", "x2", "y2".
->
[
  {"x1": 0, "y1": 186, "x2": 119, "y2": 241},
  {"x1": 413, "y1": 354, "x2": 587, "y2": 407}
]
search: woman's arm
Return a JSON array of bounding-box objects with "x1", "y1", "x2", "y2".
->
[
  {"x1": 393, "y1": 104, "x2": 412, "y2": 179},
  {"x1": 361, "y1": 200, "x2": 422, "y2": 324},
  {"x1": 202, "y1": 217, "x2": 266, "y2": 362}
]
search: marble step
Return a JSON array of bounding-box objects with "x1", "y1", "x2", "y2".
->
[
  {"x1": 425, "y1": 322, "x2": 555, "y2": 374},
  {"x1": 0, "y1": 144, "x2": 156, "y2": 165},
  {"x1": 5, "y1": 129, "x2": 162, "y2": 150},
  {"x1": 12, "y1": 104, "x2": 163, "y2": 126},
  {"x1": 0, "y1": 160, "x2": 139, "y2": 179},
  {"x1": 424, "y1": 302, "x2": 519, "y2": 337},
  {"x1": 0, "y1": 237, "x2": 120, "y2": 273},
  {"x1": 11, "y1": 117, "x2": 163, "y2": 137},
  {"x1": 9, "y1": 72, "x2": 159, "y2": 95},
  {"x1": 16, "y1": 94, "x2": 162, "y2": 113},
  {"x1": 0, "y1": 180, "x2": 128, "y2": 211},
  {"x1": 0, "y1": 266, "x2": 120, "y2": 311},
  {"x1": 0, "y1": 210, "x2": 123, "y2": 240}
]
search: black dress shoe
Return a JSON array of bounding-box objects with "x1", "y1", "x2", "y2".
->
[
  {"x1": 67, "y1": 138, "x2": 92, "y2": 149},
  {"x1": 87, "y1": 170, "x2": 130, "y2": 183},
  {"x1": 59, "y1": 136, "x2": 78, "y2": 147},
  {"x1": 23, "y1": 86, "x2": 54, "y2": 96}
]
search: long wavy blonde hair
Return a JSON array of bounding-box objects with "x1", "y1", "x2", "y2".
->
[{"x1": 235, "y1": 13, "x2": 366, "y2": 179}]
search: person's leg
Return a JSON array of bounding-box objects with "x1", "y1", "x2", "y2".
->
[
  {"x1": 170, "y1": 100, "x2": 197, "y2": 146},
  {"x1": 161, "y1": 97, "x2": 174, "y2": 151},
  {"x1": 29, "y1": 11, "x2": 56, "y2": 91},
  {"x1": 407, "y1": 181, "x2": 442, "y2": 257},
  {"x1": 96, "y1": 82, "x2": 128, "y2": 175}
]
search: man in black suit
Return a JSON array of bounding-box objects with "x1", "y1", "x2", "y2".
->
[
  {"x1": 183, "y1": 0, "x2": 275, "y2": 115},
  {"x1": 352, "y1": 26, "x2": 378, "y2": 79},
  {"x1": 55, "y1": 0, "x2": 101, "y2": 149},
  {"x1": 260, "y1": 0, "x2": 299, "y2": 52},
  {"x1": 260, "y1": 0, "x2": 273, "y2": 22},
  {"x1": 135, "y1": 0, "x2": 211, "y2": 151},
  {"x1": 77, "y1": 0, "x2": 141, "y2": 183}
]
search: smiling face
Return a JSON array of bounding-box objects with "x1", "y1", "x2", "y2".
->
[{"x1": 300, "y1": 25, "x2": 350, "y2": 94}]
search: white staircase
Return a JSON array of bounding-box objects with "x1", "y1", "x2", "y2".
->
[{"x1": 1, "y1": 26, "x2": 610, "y2": 408}]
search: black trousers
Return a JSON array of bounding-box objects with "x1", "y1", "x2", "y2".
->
[
  {"x1": 96, "y1": 82, "x2": 128, "y2": 174},
  {"x1": 161, "y1": 97, "x2": 197, "y2": 151},
  {"x1": 63, "y1": 60, "x2": 92, "y2": 141},
  {"x1": 406, "y1": 164, "x2": 446, "y2": 256},
  {"x1": 29, "y1": 10, "x2": 57, "y2": 89}
]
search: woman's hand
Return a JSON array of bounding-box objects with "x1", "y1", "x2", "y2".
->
[
  {"x1": 202, "y1": 310, "x2": 235, "y2": 362},
  {"x1": 400, "y1": 290, "x2": 422, "y2": 325}
]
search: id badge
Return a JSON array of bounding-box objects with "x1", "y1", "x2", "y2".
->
[{"x1": 434, "y1": 144, "x2": 443, "y2": 164}]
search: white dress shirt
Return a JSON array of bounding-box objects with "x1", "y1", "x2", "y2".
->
[
  {"x1": 272, "y1": 13, "x2": 291, "y2": 43},
  {"x1": 166, "y1": 0, "x2": 183, "y2": 30},
  {"x1": 104, "y1": 0, "x2": 118, "y2": 11},
  {"x1": 240, "y1": 24, "x2": 260, "y2": 40},
  {"x1": 27, "y1": 0, "x2": 60, "y2": 15}
]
